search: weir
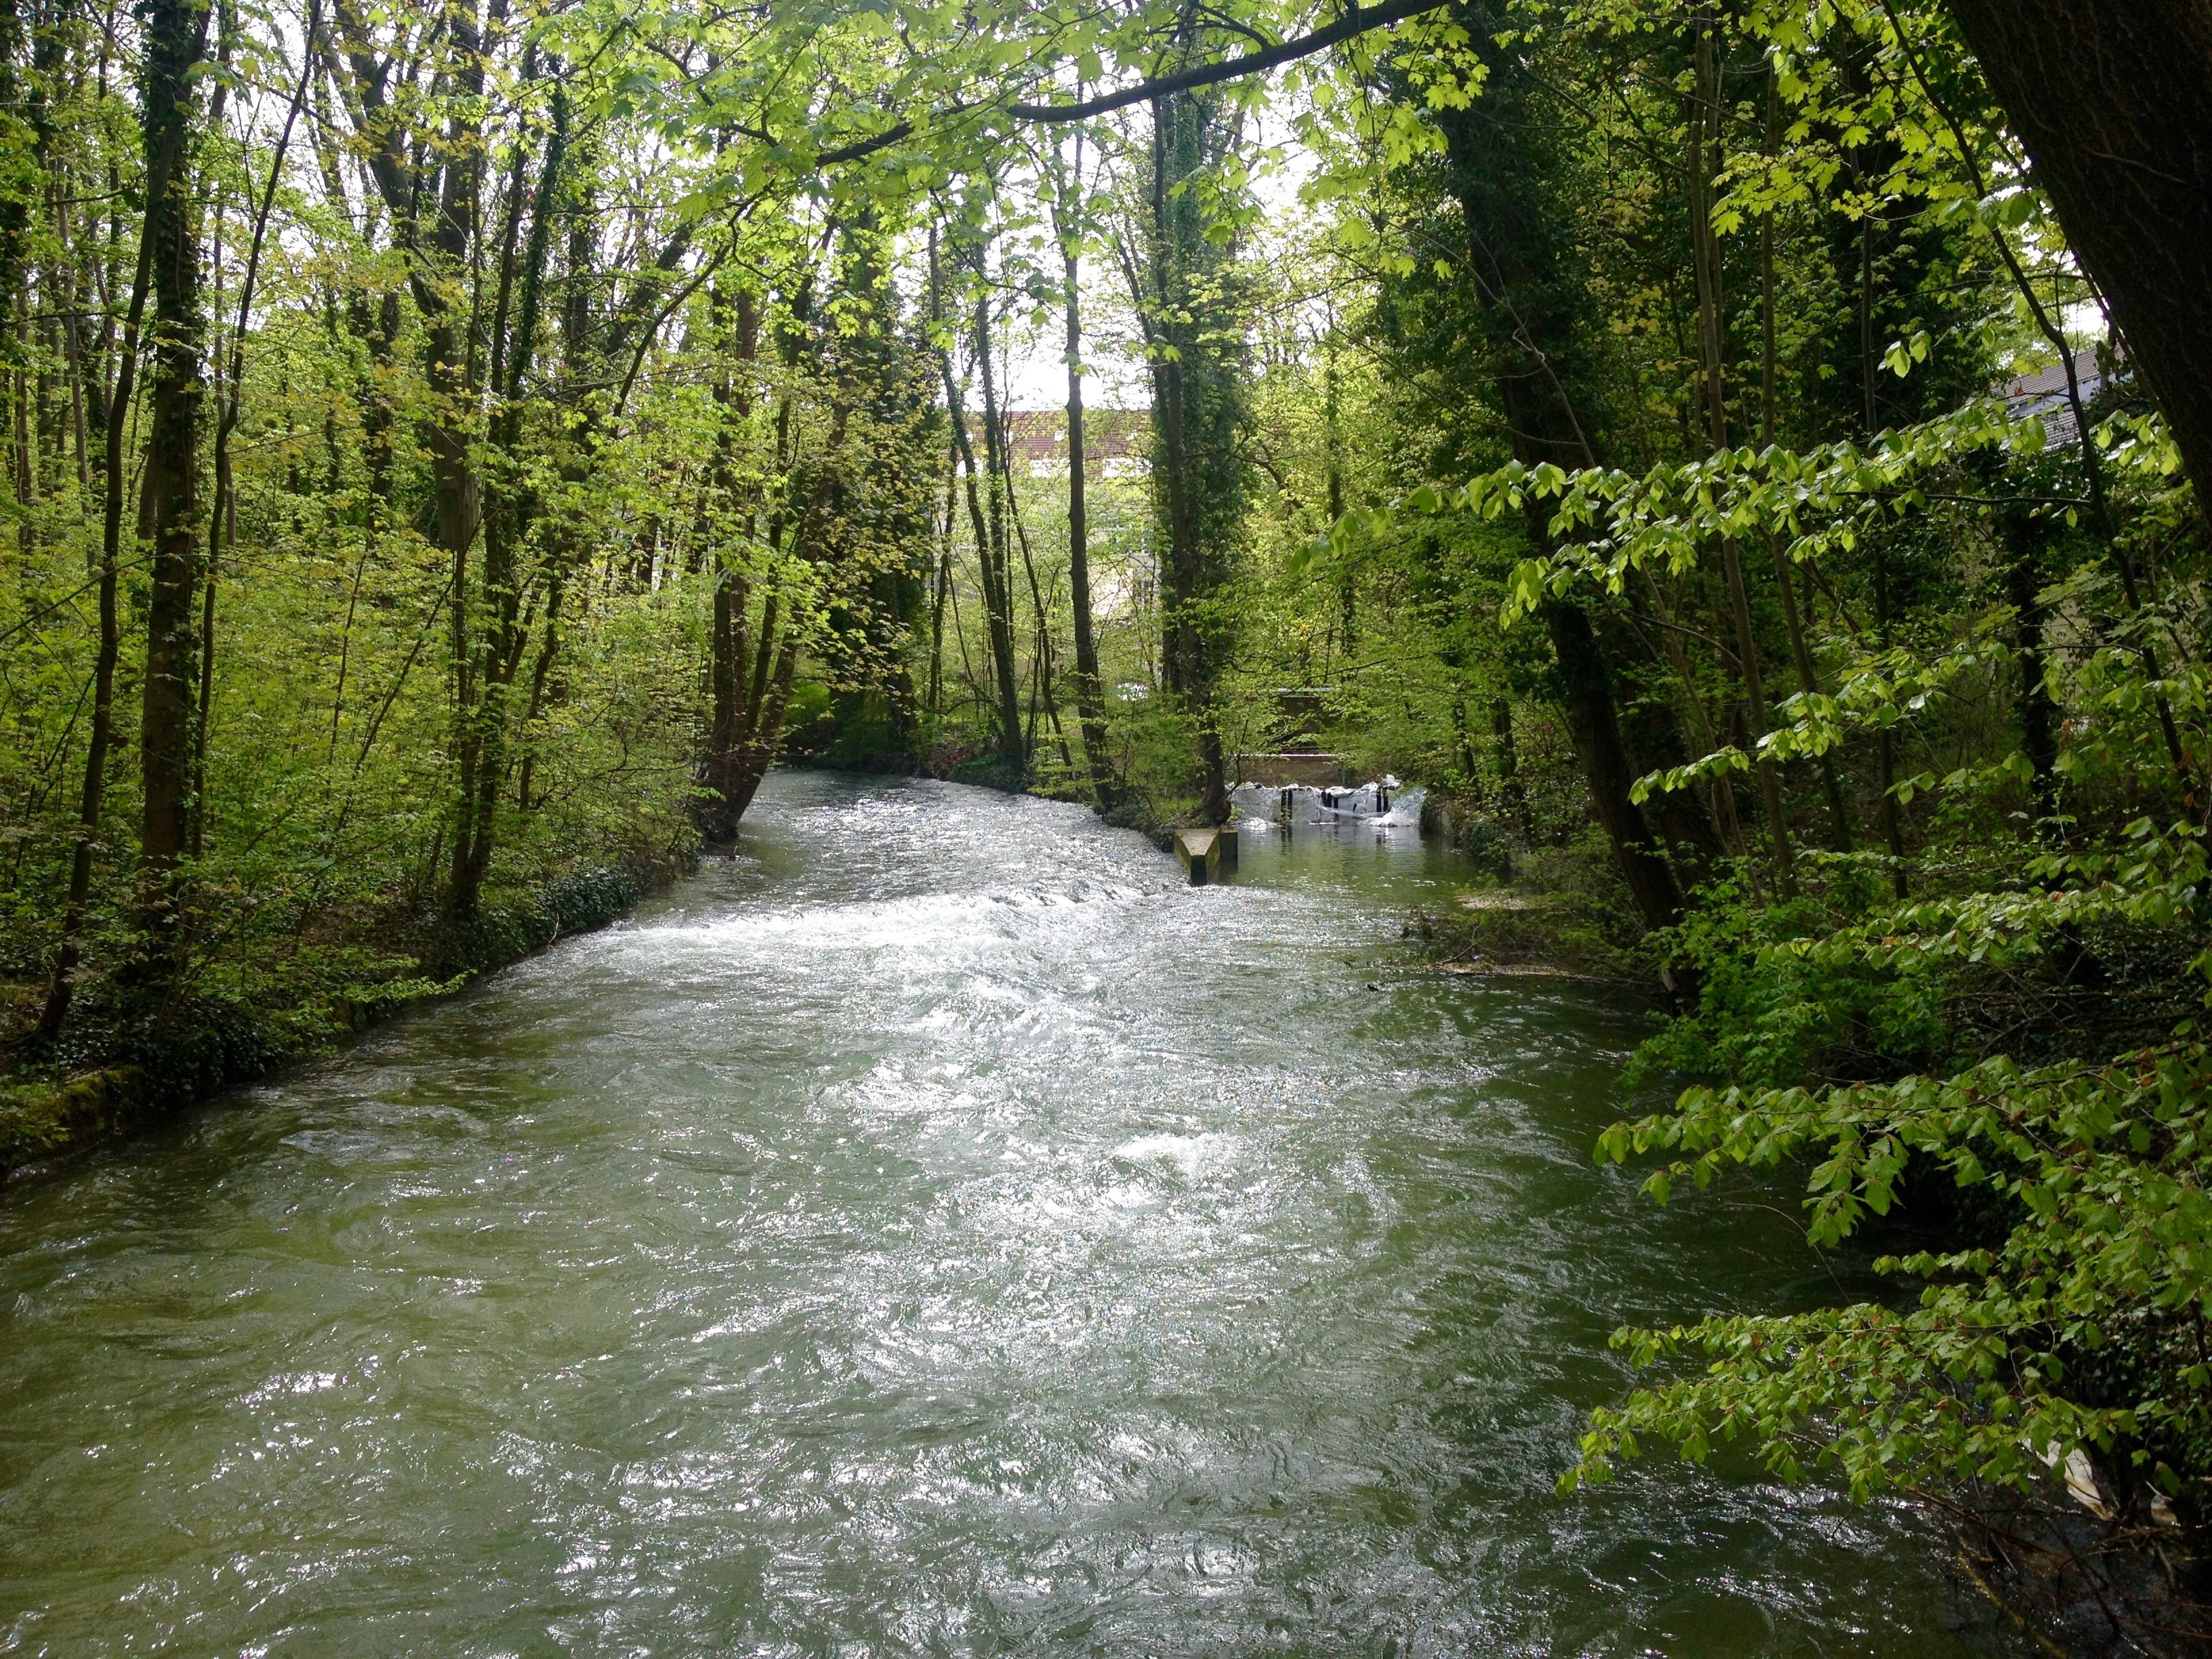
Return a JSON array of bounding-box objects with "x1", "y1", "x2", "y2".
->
[{"x1": 1231, "y1": 779, "x2": 1421, "y2": 832}]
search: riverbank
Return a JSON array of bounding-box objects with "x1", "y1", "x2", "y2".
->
[
  {"x1": 0, "y1": 851, "x2": 691, "y2": 1185},
  {"x1": 1393, "y1": 790, "x2": 1660, "y2": 987},
  {"x1": 1185, "y1": 776, "x2": 2212, "y2": 1653}
]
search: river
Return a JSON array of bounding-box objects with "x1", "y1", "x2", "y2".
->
[{"x1": 0, "y1": 771, "x2": 2024, "y2": 1655}]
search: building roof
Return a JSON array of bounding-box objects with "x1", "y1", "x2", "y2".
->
[
  {"x1": 973, "y1": 408, "x2": 1149, "y2": 476},
  {"x1": 2002, "y1": 347, "x2": 2123, "y2": 448}
]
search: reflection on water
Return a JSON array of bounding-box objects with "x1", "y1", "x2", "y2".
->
[{"x1": 0, "y1": 772, "x2": 2022, "y2": 1655}]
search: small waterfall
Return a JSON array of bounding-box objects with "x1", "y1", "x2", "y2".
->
[{"x1": 1231, "y1": 779, "x2": 1425, "y2": 827}]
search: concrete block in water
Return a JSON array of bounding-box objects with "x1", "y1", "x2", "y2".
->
[
  {"x1": 1218, "y1": 824, "x2": 1238, "y2": 871},
  {"x1": 1176, "y1": 827, "x2": 1223, "y2": 885}
]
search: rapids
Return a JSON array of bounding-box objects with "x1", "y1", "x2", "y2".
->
[{"x1": 0, "y1": 771, "x2": 2024, "y2": 1655}]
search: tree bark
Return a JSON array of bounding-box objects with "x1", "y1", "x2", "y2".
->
[
  {"x1": 134, "y1": 0, "x2": 211, "y2": 935},
  {"x1": 1001, "y1": 427, "x2": 1070, "y2": 769},
  {"x1": 424, "y1": 0, "x2": 483, "y2": 567},
  {"x1": 1761, "y1": 66, "x2": 1853, "y2": 853},
  {"x1": 927, "y1": 435, "x2": 955, "y2": 725},
  {"x1": 1945, "y1": 0, "x2": 2212, "y2": 531},
  {"x1": 2001, "y1": 500, "x2": 2061, "y2": 830},
  {"x1": 1856, "y1": 208, "x2": 1911, "y2": 899},
  {"x1": 1543, "y1": 597, "x2": 1687, "y2": 932},
  {"x1": 1145, "y1": 87, "x2": 1241, "y2": 825},
  {"x1": 34, "y1": 165, "x2": 158, "y2": 1039},
  {"x1": 191, "y1": 5, "x2": 315, "y2": 862},
  {"x1": 0, "y1": 0, "x2": 27, "y2": 533},
  {"x1": 1491, "y1": 697, "x2": 1534, "y2": 845},
  {"x1": 703, "y1": 286, "x2": 776, "y2": 839},
  {"x1": 1063, "y1": 223, "x2": 1113, "y2": 806},
  {"x1": 970, "y1": 239, "x2": 1025, "y2": 772}
]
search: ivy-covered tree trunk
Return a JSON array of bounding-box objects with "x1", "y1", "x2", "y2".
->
[
  {"x1": 135, "y1": 0, "x2": 210, "y2": 935},
  {"x1": 1145, "y1": 83, "x2": 1244, "y2": 827}
]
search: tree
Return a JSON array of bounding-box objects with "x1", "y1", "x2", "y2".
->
[
  {"x1": 134, "y1": 0, "x2": 211, "y2": 937},
  {"x1": 1139, "y1": 73, "x2": 1248, "y2": 826},
  {"x1": 1944, "y1": 0, "x2": 2212, "y2": 531},
  {"x1": 1052, "y1": 125, "x2": 1117, "y2": 808},
  {"x1": 1429, "y1": 3, "x2": 1696, "y2": 935}
]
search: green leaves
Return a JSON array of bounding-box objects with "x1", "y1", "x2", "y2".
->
[
  {"x1": 1630, "y1": 743, "x2": 1748, "y2": 806},
  {"x1": 1584, "y1": 1040, "x2": 2212, "y2": 1500},
  {"x1": 1881, "y1": 329, "x2": 1930, "y2": 379}
]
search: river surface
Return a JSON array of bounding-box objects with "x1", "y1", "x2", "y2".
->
[{"x1": 0, "y1": 772, "x2": 2023, "y2": 1656}]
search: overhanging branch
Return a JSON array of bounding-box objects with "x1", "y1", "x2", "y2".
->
[
  {"x1": 802, "y1": 0, "x2": 1446, "y2": 167},
  {"x1": 1007, "y1": 0, "x2": 1449, "y2": 123}
]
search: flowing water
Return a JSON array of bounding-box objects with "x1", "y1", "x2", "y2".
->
[{"x1": 0, "y1": 772, "x2": 2025, "y2": 1656}]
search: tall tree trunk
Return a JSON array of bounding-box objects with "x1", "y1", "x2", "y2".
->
[
  {"x1": 930, "y1": 222, "x2": 1012, "y2": 762},
  {"x1": 1858, "y1": 207, "x2": 1910, "y2": 898},
  {"x1": 927, "y1": 435, "x2": 955, "y2": 726},
  {"x1": 1062, "y1": 218, "x2": 1113, "y2": 806},
  {"x1": 970, "y1": 239, "x2": 1025, "y2": 772},
  {"x1": 452, "y1": 89, "x2": 562, "y2": 915},
  {"x1": 1492, "y1": 697, "x2": 1534, "y2": 846},
  {"x1": 1001, "y1": 434, "x2": 1070, "y2": 769},
  {"x1": 424, "y1": 0, "x2": 482, "y2": 566},
  {"x1": 1324, "y1": 329, "x2": 1353, "y2": 657},
  {"x1": 1544, "y1": 595, "x2": 1687, "y2": 935},
  {"x1": 428, "y1": 0, "x2": 495, "y2": 922},
  {"x1": 702, "y1": 259, "x2": 842, "y2": 829},
  {"x1": 1436, "y1": 6, "x2": 1696, "y2": 937},
  {"x1": 134, "y1": 0, "x2": 211, "y2": 936},
  {"x1": 0, "y1": 0, "x2": 28, "y2": 539},
  {"x1": 191, "y1": 5, "x2": 315, "y2": 861},
  {"x1": 1761, "y1": 64, "x2": 1853, "y2": 855},
  {"x1": 498, "y1": 91, "x2": 592, "y2": 831},
  {"x1": 703, "y1": 283, "x2": 759, "y2": 840},
  {"x1": 1881, "y1": 4, "x2": 2191, "y2": 785},
  {"x1": 1146, "y1": 86, "x2": 1242, "y2": 826},
  {"x1": 2001, "y1": 501, "x2": 2060, "y2": 831},
  {"x1": 34, "y1": 161, "x2": 159, "y2": 1039}
]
